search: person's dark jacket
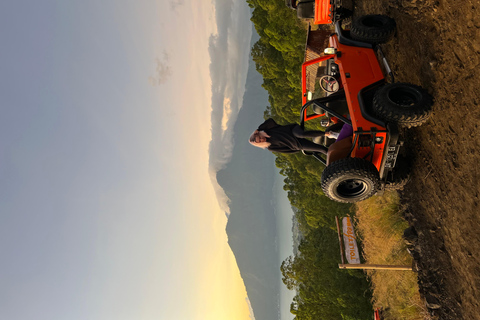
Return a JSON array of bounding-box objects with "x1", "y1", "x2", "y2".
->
[{"x1": 257, "y1": 118, "x2": 303, "y2": 153}]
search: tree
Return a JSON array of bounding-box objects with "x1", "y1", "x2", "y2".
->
[
  {"x1": 280, "y1": 256, "x2": 297, "y2": 290},
  {"x1": 247, "y1": 1, "x2": 373, "y2": 318}
]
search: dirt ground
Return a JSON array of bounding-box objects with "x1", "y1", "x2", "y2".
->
[{"x1": 353, "y1": 0, "x2": 480, "y2": 319}]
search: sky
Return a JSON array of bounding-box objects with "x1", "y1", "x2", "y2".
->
[{"x1": 0, "y1": 0, "x2": 257, "y2": 319}]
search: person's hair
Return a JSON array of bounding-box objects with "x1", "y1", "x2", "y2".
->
[{"x1": 249, "y1": 130, "x2": 270, "y2": 149}]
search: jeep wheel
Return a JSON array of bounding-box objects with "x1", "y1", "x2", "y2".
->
[
  {"x1": 350, "y1": 15, "x2": 396, "y2": 44},
  {"x1": 384, "y1": 156, "x2": 410, "y2": 190},
  {"x1": 321, "y1": 158, "x2": 380, "y2": 203},
  {"x1": 373, "y1": 83, "x2": 433, "y2": 128}
]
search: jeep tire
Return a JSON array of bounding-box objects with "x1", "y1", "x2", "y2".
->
[
  {"x1": 384, "y1": 156, "x2": 410, "y2": 190},
  {"x1": 321, "y1": 158, "x2": 380, "y2": 203},
  {"x1": 350, "y1": 15, "x2": 396, "y2": 44},
  {"x1": 373, "y1": 83, "x2": 433, "y2": 128}
]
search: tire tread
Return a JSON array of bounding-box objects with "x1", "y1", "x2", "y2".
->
[
  {"x1": 373, "y1": 83, "x2": 433, "y2": 128},
  {"x1": 321, "y1": 158, "x2": 380, "y2": 203},
  {"x1": 350, "y1": 15, "x2": 396, "y2": 44}
]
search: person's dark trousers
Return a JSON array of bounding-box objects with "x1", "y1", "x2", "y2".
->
[{"x1": 292, "y1": 125, "x2": 328, "y2": 154}]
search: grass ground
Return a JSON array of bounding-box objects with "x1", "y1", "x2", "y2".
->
[{"x1": 355, "y1": 191, "x2": 426, "y2": 320}]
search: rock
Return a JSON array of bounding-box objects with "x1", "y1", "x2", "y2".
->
[
  {"x1": 414, "y1": 244, "x2": 422, "y2": 255},
  {"x1": 403, "y1": 226, "x2": 418, "y2": 246},
  {"x1": 425, "y1": 294, "x2": 441, "y2": 310}
]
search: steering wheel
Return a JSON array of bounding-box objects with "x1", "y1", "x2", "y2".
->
[{"x1": 319, "y1": 75, "x2": 339, "y2": 93}]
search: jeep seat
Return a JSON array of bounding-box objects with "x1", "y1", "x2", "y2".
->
[{"x1": 312, "y1": 100, "x2": 349, "y2": 117}]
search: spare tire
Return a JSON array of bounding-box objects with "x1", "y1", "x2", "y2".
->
[
  {"x1": 350, "y1": 15, "x2": 396, "y2": 44},
  {"x1": 373, "y1": 83, "x2": 433, "y2": 128}
]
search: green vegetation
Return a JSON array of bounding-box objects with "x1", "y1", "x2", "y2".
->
[
  {"x1": 246, "y1": 1, "x2": 422, "y2": 319},
  {"x1": 280, "y1": 226, "x2": 373, "y2": 320},
  {"x1": 247, "y1": 0, "x2": 306, "y2": 123},
  {"x1": 355, "y1": 193, "x2": 425, "y2": 320},
  {"x1": 247, "y1": 1, "x2": 374, "y2": 319}
]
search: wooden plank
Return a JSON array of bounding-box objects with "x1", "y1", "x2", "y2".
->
[
  {"x1": 338, "y1": 264, "x2": 413, "y2": 271},
  {"x1": 335, "y1": 216, "x2": 345, "y2": 265}
]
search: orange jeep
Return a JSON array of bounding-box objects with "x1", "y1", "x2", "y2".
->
[
  {"x1": 300, "y1": 16, "x2": 433, "y2": 203},
  {"x1": 285, "y1": 0, "x2": 353, "y2": 25}
]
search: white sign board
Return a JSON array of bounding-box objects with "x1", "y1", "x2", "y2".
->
[{"x1": 342, "y1": 217, "x2": 360, "y2": 264}]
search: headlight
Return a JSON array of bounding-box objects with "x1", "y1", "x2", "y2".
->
[{"x1": 324, "y1": 48, "x2": 337, "y2": 55}]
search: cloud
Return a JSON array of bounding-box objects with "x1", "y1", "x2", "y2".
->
[
  {"x1": 207, "y1": 0, "x2": 253, "y2": 216},
  {"x1": 148, "y1": 51, "x2": 172, "y2": 86},
  {"x1": 169, "y1": 0, "x2": 184, "y2": 12}
]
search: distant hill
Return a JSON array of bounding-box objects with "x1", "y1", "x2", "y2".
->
[{"x1": 216, "y1": 33, "x2": 281, "y2": 320}]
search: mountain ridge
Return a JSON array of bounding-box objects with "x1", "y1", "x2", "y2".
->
[{"x1": 216, "y1": 31, "x2": 281, "y2": 320}]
